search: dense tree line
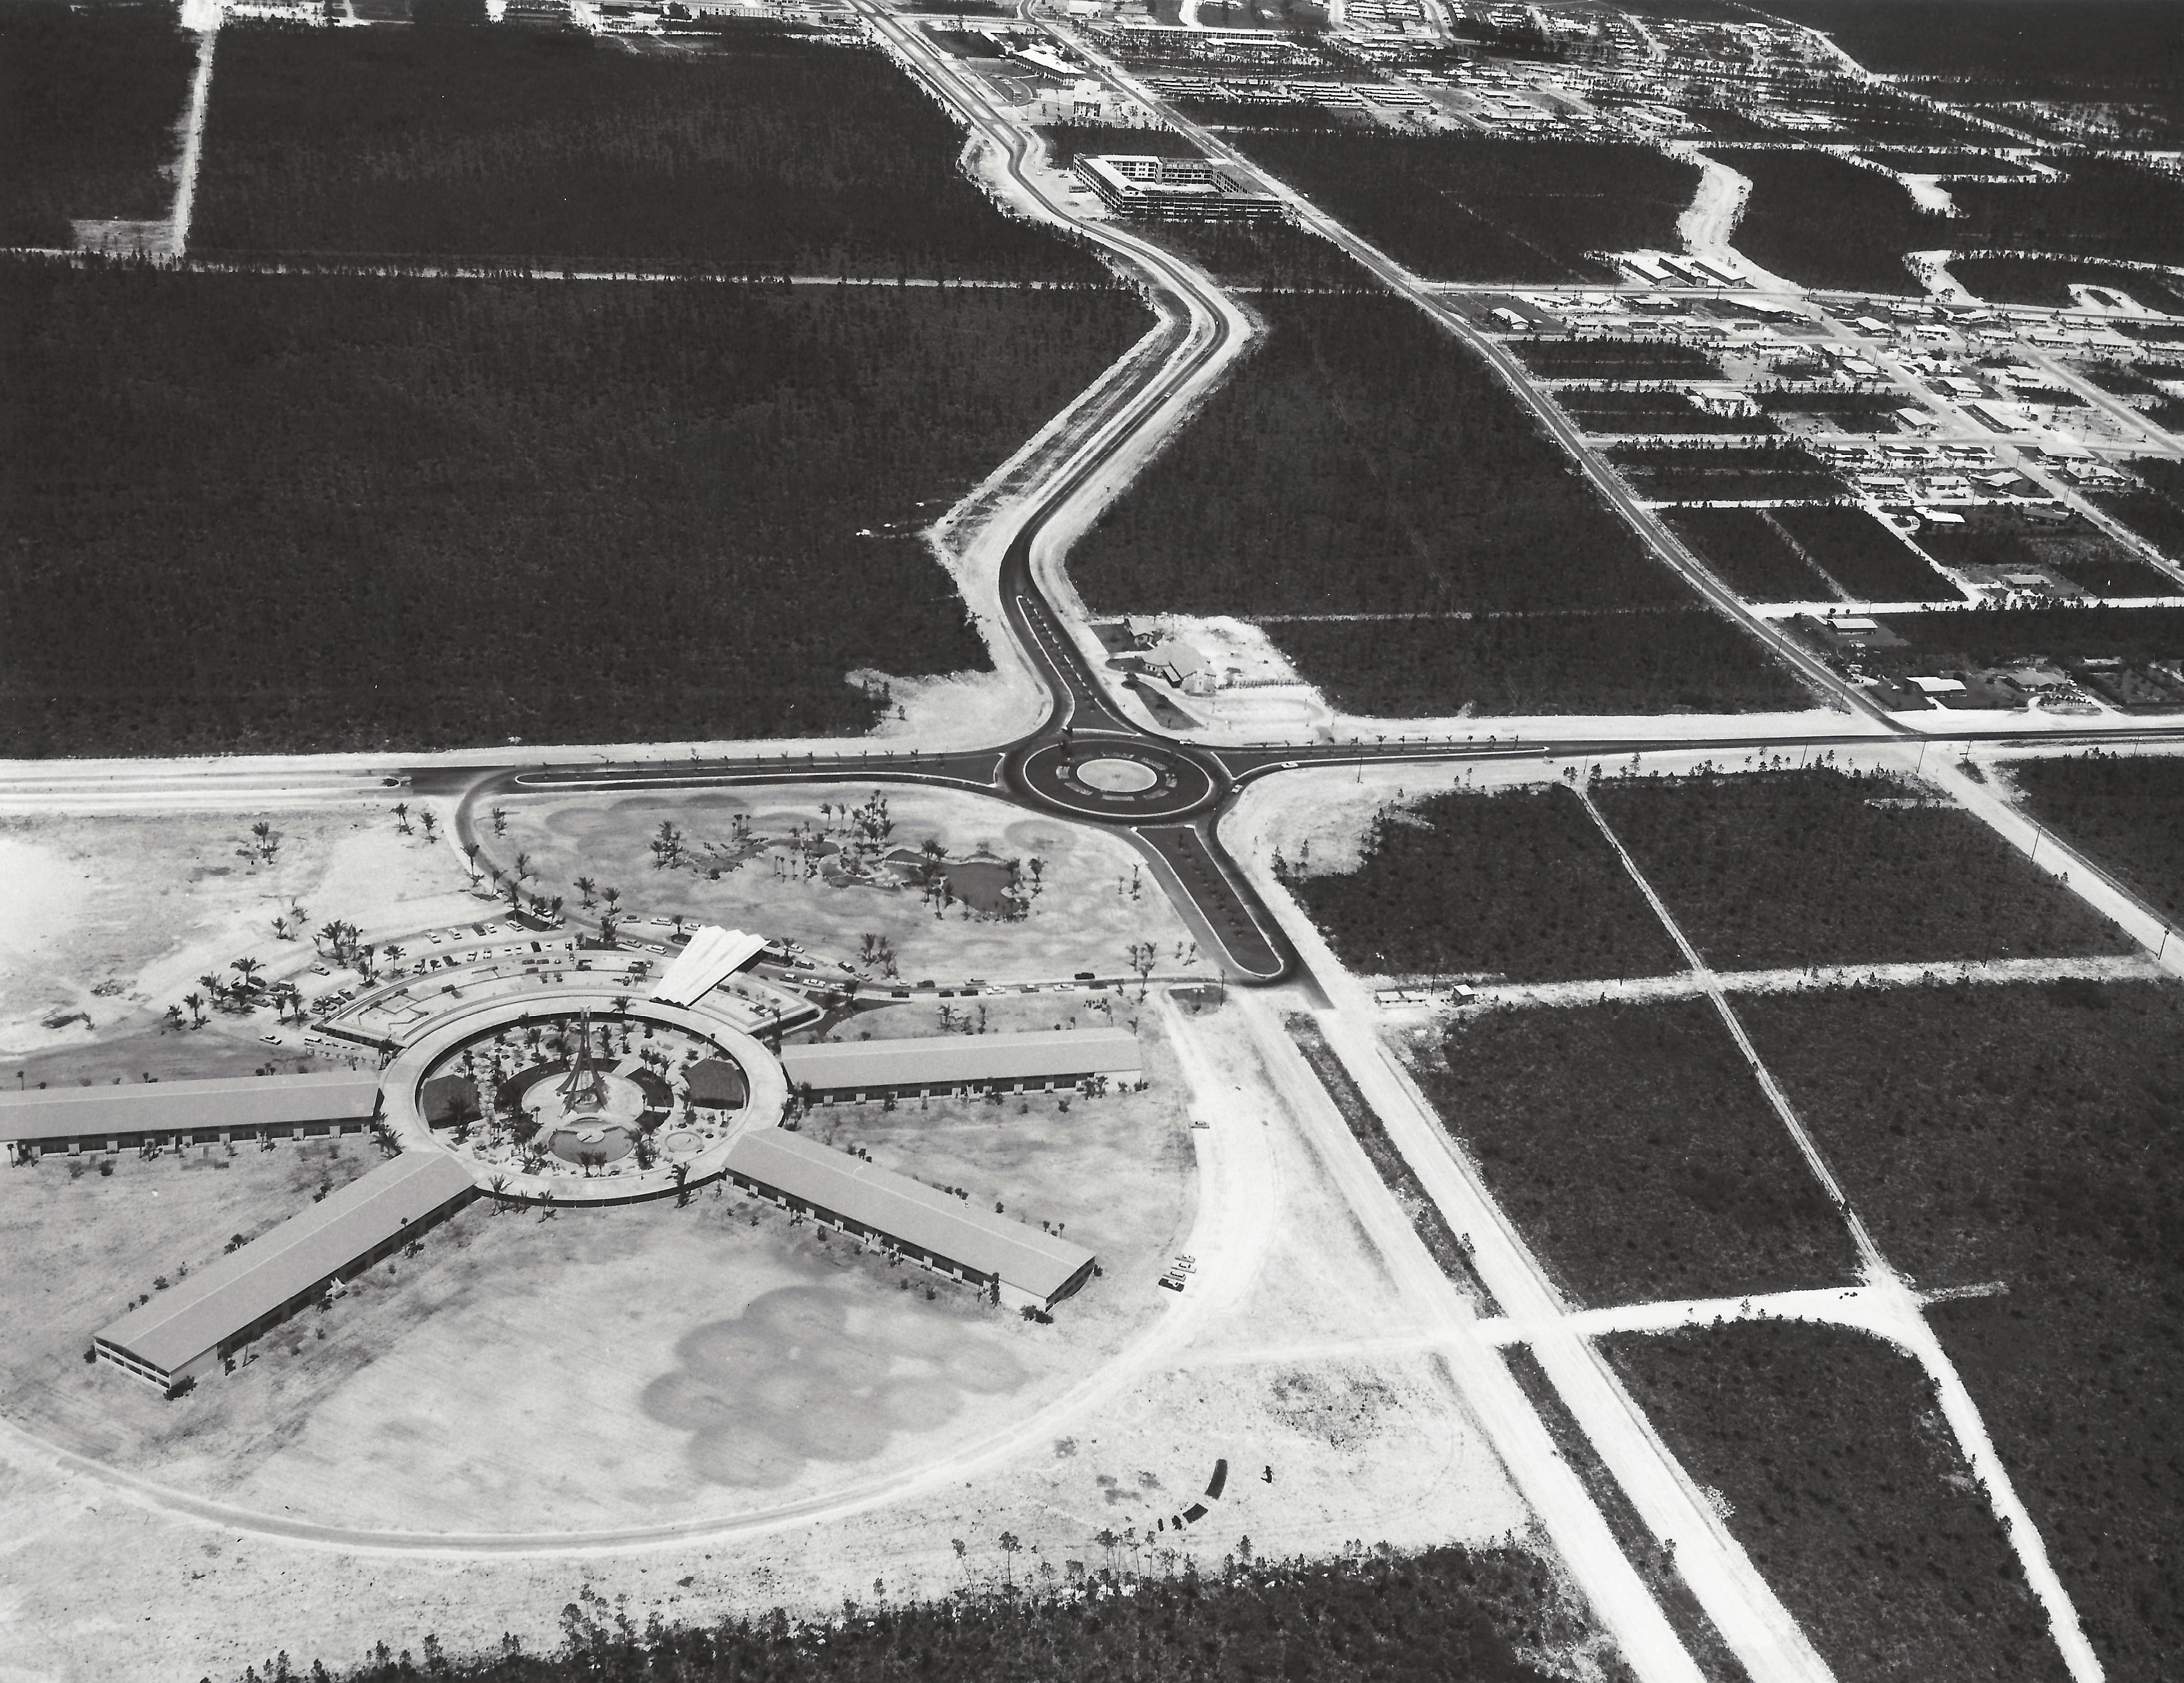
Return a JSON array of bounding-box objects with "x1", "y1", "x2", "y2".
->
[
  {"x1": 1952, "y1": 158, "x2": 2184, "y2": 270},
  {"x1": 1950, "y1": 256, "x2": 2184, "y2": 312},
  {"x1": 1669, "y1": 508, "x2": 1837, "y2": 602},
  {"x1": 1768, "y1": 505, "x2": 1945, "y2": 601},
  {"x1": 1268, "y1": 609, "x2": 1809, "y2": 718},
  {"x1": 1608, "y1": 438, "x2": 1839, "y2": 502},
  {"x1": 315, "y1": 1546, "x2": 1598, "y2": 1683},
  {"x1": 1754, "y1": 388, "x2": 1904, "y2": 431},
  {"x1": 1141, "y1": 216, "x2": 1368, "y2": 290},
  {"x1": 1034, "y1": 121, "x2": 1205, "y2": 168},
  {"x1": 1740, "y1": 978, "x2": 2184, "y2": 1683},
  {"x1": 1916, "y1": 510, "x2": 2174, "y2": 598},
  {"x1": 0, "y1": 0, "x2": 197, "y2": 247},
  {"x1": 1557, "y1": 388, "x2": 1773, "y2": 434},
  {"x1": 2010, "y1": 750, "x2": 2184, "y2": 921},
  {"x1": 1213, "y1": 133, "x2": 1701, "y2": 285},
  {"x1": 2093, "y1": 457, "x2": 2184, "y2": 563},
  {"x1": 1607, "y1": 1322, "x2": 2070, "y2": 1683},
  {"x1": 1593, "y1": 764, "x2": 2130, "y2": 969},
  {"x1": 0, "y1": 258, "x2": 1147, "y2": 755},
  {"x1": 1280, "y1": 784, "x2": 1684, "y2": 982},
  {"x1": 1414, "y1": 998, "x2": 1860, "y2": 1306},
  {"x1": 1510, "y1": 338, "x2": 1724, "y2": 380},
  {"x1": 1724, "y1": 148, "x2": 1934, "y2": 294},
  {"x1": 1072, "y1": 292, "x2": 1677, "y2": 617},
  {"x1": 1879, "y1": 605, "x2": 2184, "y2": 668},
  {"x1": 192, "y1": 22, "x2": 1107, "y2": 279},
  {"x1": 1759, "y1": 0, "x2": 2184, "y2": 145}
]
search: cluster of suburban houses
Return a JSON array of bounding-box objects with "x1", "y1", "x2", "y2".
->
[{"x1": 7, "y1": 988, "x2": 1141, "y2": 1394}]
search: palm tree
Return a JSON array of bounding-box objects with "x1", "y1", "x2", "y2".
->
[
  {"x1": 669, "y1": 912, "x2": 686, "y2": 938},
  {"x1": 164, "y1": 1003, "x2": 184, "y2": 1028},
  {"x1": 513, "y1": 851, "x2": 533, "y2": 881},
  {"x1": 382, "y1": 944, "x2": 406, "y2": 968},
  {"x1": 392, "y1": 802, "x2": 412, "y2": 834},
  {"x1": 419, "y1": 810, "x2": 439, "y2": 842},
  {"x1": 251, "y1": 820, "x2": 275, "y2": 859},
  {"x1": 601, "y1": 886, "x2": 621, "y2": 912},
  {"x1": 232, "y1": 956, "x2": 263, "y2": 987},
  {"x1": 183, "y1": 992, "x2": 205, "y2": 1027},
  {"x1": 271, "y1": 915, "x2": 289, "y2": 942},
  {"x1": 574, "y1": 876, "x2": 596, "y2": 908},
  {"x1": 549, "y1": 895, "x2": 565, "y2": 921},
  {"x1": 490, "y1": 806, "x2": 508, "y2": 836},
  {"x1": 314, "y1": 922, "x2": 343, "y2": 956},
  {"x1": 199, "y1": 973, "x2": 226, "y2": 1009}
]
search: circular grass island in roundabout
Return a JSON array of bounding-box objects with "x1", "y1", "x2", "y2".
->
[{"x1": 382, "y1": 989, "x2": 787, "y2": 1208}]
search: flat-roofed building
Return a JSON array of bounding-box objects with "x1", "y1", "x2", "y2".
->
[
  {"x1": 780, "y1": 1027, "x2": 1141, "y2": 1104},
  {"x1": 0, "y1": 1072, "x2": 383, "y2": 1163},
  {"x1": 94, "y1": 1150, "x2": 476, "y2": 1391},
  {"x1": 1074, "y1": 155, "x2": 1283, "y2": 222},
  {"x1": 723, "y1": 1128, "x2": 1095, "y2": 1310}
]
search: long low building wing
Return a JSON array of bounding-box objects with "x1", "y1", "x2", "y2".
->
[
  {"x1": 0, "y1": 1071, "x2": 383, "y2": 1146},
  {"x1": 723, "y1": 1128, "x2": 1094, "y2": 1305},
  {"x1": 779, "y1": 1027, "x2": 1140, "y2": 1095},
  {"x1": 95, "y1": 1150, "x2": 476, "y2": 1383}
]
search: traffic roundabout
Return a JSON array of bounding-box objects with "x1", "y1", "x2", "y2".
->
[{"x1": 1011, "y1": 736, "x2": 1220, "y2": 823}]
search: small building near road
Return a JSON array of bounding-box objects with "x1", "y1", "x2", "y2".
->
[
  {"x1": 0, "y1": 1071, "x2": 384, "y2": 1163},
  {"x1": 1074, "y1": 155, "x2": 1283, "y2": 221},
  {"x1": 721, "y1": 1127, "x2": 1096, "y2": 1310},
  {"x1": 93, "y1": 1149, "x2": 477, "y2": 1393},
  {"x1": 780, "y1": 1027, "x2": 1141, "y2": 1104}
]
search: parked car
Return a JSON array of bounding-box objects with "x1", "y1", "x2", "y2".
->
[{"x1": 1158, "y1": 1276, "x2": 1185, "y2": 1293}]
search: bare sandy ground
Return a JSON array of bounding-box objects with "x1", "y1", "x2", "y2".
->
[
  {"x1": 490, "y1": 783, "x2": 1194, "y2": 981},
  {"x1": 0, "y1": 807, "x2": 481, "y2": 1065}
]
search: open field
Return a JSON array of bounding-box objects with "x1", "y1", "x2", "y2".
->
[
  {"x1": 1608, "y1": 440, "x2": 1842, "y2": 502},
  {"x1": 1605, "y1": 1322, "x2": 2070, "y2": 1683},
  {"x1": 1669, "y1": 508, "x2": 1839, "y2": 602},
  {"x1": 195, "y1": 22, "x2": 1105, "y2": 278},
  {"x1": 2005, "y1": 751, "x2": 2184, "y2": 922},
  {"x1": 1724, "y1": 149, "x2": 1935, "y2": 295},
  {"x1": 1271, "y1": 610, "x2": 1812, "y2": 719},
  {"x1": 1217, "y1": 134, "x2": 1699, "y2": 285},
  {"x1": 1403, "y1": 999, "x2": 1859, "y2": 1307},
  {"x1": 1951, "y1": 255, "x2": 2184, "y2": 313},
  {"x1": 1, "y1": 260, "x2": 1148, "y2": 756},
  {"x1": 0, "y1": 804, "x2": 477, "y2": 1063},
  {"x1": 492, "y1": 783, "x2": 1195, "y2": 983},
  {"x1": 1278, "y1": 785, "x2": 1681, "y2": 983},
  {"x1": 1741, "y1": 979, "x2": 2184, "y2": 1683},
  {"x1": 0, "y1": 1055, "x2": 1189, "y2": 1529},
  {"x1": 1914, "y1": 505, "x2": 2175, "y2": 598},
  {"x1": 0, "y1": 0, "x2": 197, "y2": 247},
  {"x1": 1070, "y1": 292, "x2": 1681, "y2": 619},
  {"x1": 1770, "y1": 505, "x2": 1949, "y2": 602},
  {"x1": 1592, "y1": 766, "x2": 2133, "y2": 969},
  {"x1": 1510, "y1": 338, "x2": 1724, "y2": 381}
]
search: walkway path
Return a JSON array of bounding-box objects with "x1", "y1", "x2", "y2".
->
[{"x1": 170, "y1": 0, "x2": 220, "y2": 258}]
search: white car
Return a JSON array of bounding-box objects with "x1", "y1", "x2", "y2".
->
[
  {"x1": 260, "y1": 1034, "x2": 281, "y2": 1045},
  {"x1": 427, "y1": 934, "x2": 443, "y2": 945}
]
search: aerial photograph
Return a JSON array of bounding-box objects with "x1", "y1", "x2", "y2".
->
[{"x1": 3, "y1": 0, "x2": 2183, "y2": 1676}]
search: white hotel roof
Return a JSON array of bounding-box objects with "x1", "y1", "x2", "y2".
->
[
  {"x1": 0, "y1": 1072, "x2": 383, "y2": 1144},
  {"x1": 724, "y1": 1128, "x2": 1094, "y2": 1299},
  {"x1": 779, "y1": 1027, "x2": 1141, "y2": 1092}
]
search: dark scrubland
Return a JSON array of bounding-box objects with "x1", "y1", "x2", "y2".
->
[
  {"x1": 1072, "y1": 292, "x2": 1677, "y2": 618},
  {"x1": 1606, "y1": 1323, "x2": 2071, "y2": 1683},
  {"x1": 1950, "y1": 255, "x2": 2184, "y2": 312},
  {"x1": 2093, "y1": 458, "x2": 2184, "y2": 563},
  {"x1": 1591, "y1": 765, "x2": 2132, "y2": 969},
  {"x1": 1758, "y1": 0, "x2": 2184, "y2": 146},
  {"x1": 1668, "y1": 508, "x2": 1836, "y2": 602},
  {"x1": 1769, "y1": 505, "x2": 1948, "y2": 601},
  {"x1": 0, "y1": 0, "x2": 198, "y2": 247},
  {"x1": 193, "y1": 21, "x2": 1107, "y2": 279},
  {"x1": 1951, "y1": 158, "x2": 2184, "y2": 270},
  {"x1": 2008, "y1": 751, "x2": 2184, "y2": 923},
  {"x1": 1141, "y1": 216, "x2": 1367, "y2": 289},
  {"x1": 1724, "y1": 149, "x2": 1935, "y2": 294},
  {"x1": 1752, "y1": 387, "x2": 1905, "y2": 433},
  {"x1": 1557, "y1": 388, "x2": 1772, "y2": 435},
  {"x1": 1877, "y1": 605, "x2": 2184, "y2": 667},
  {"x1": 1608, "y1": 439, "x2": 1841, "y2": 501},
  {"x1": 1035, "y1": 121, "x2": 1205, "y2": 166},
  {"x1": 1271, "y1": 612, "x2": 1811, "y2": 718},
  {"x1": 1863, "y1": 149, "x2": 2040, "y2": 176},
  {"x1": 1510, "y1": 338, "x2": 1724, "y2": 380},
  {"x1": 1278, "y1": 784, "x2": 1682, "y2": 982},
  {"x1": 1740, "y1": 979, "x2": 2184, "y2": 1683},
  {"x1": 333, "y1": 1547, "x2": 1600, "y2": 1683},
  {"x1": 1915, "y1": 507, "x2": 2175, "y2": 598},
  {"x1": 0, "y1": 258, "x2": 1147, "y2": 756},
  {"x1": 1411, "y1": 999, "x2": 1858, "y2": 1306},
  {"x1": 1212, "y1": 132, "x2": 1700, "y2": 284}
]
